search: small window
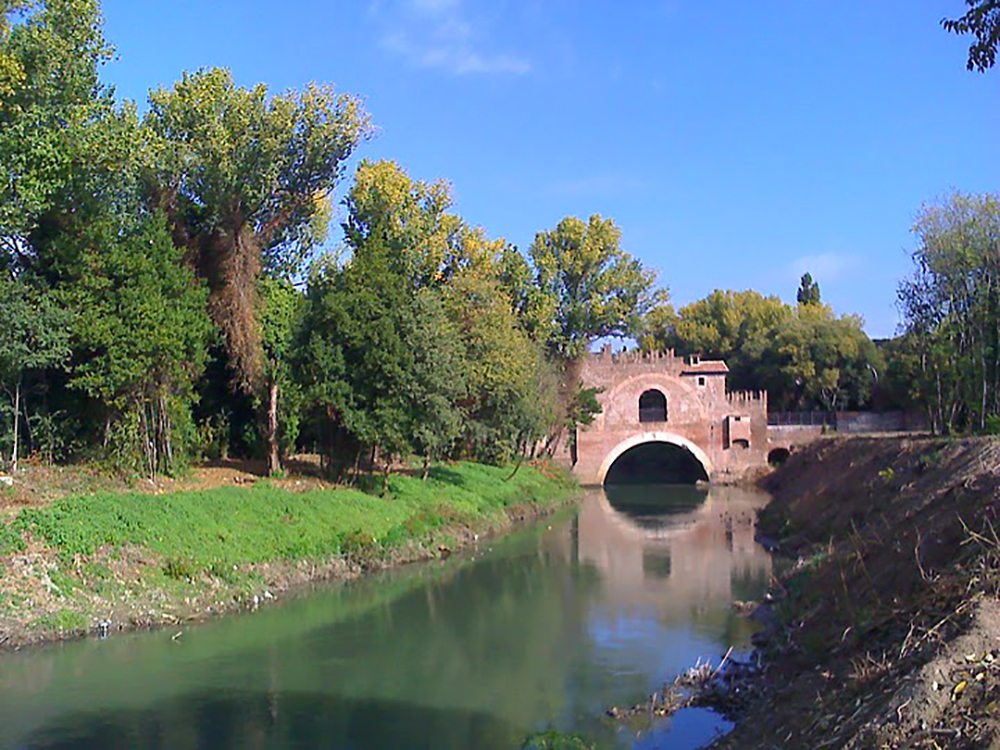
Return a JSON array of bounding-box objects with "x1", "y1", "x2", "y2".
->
[
  {"x1": 697, "y1": 376, "x2": 706, "y2": 386},
  {"x1": 638, "y1": 389, "x2": 667, "y2": 423},
  {"x1": 734, "y1": 416, "x2": 742, "y2": 421}
]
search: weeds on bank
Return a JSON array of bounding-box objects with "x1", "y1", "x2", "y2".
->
[{"x1": 521, "y1": 730, "x2": 596, "y2": 750}]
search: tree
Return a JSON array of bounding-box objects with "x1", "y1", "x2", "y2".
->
[
  {"x1": 259, "y1": 277, "x2": 306, "y2": 475},
  {"x1": 530, "y1": 215, "x2": 659, "y2": 361},
  {"x1": 639, "y1": 290, "x2": 790, "y2": 392},
  {"x1": 143, "y1": 68, "x2": 371, "y2": 473},
  {"x1": 898, "y1": 192, "x2": 1000, "y2": 433},
  {"x1": 404, "y1": 289, "x2": 468, "y2": 479},
  {"x1": 943, "y1": 1, "x2": 1000, "y2": 72},
  {"x1": 796, "y1": 272, "x2": 821, "y2": 306},
  {"x1": 342, "y1": 159, "x2": 461, "y2": 290},
  {"x1": 443, "y1": 267, "x2": 556, "y2": 464},
  {"x1": 60, "y1": 212, "x2": 212, "y2": 476},
  {"x1": 0, "y1": 0, "x2": 115, "y2": 273},
  {"x1": 530, "y1": 214, "x2": 659, "y2": 450},
  {"x1": 640, "y1": 288, "x2": 881, "y2": 411},
  {"x1": 0, "y1": 275, "x2": 71, "y2": 472}
]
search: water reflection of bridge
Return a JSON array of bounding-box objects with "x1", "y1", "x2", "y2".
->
[{"x1": 573, "y1": 486, "x2": 772, "y2": 616}]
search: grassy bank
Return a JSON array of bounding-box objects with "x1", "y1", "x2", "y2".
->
[{"x1": 0, "y1": 461, "x2": 576, "y2": 648}]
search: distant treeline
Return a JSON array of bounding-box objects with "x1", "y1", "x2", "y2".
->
[{"x1": 0, "y1": 2, "x2": 989, "y2": 481}]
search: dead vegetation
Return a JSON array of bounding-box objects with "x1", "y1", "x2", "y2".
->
[{"x1": 706, "y1": 436, "x2": 1000, "y2": 749}]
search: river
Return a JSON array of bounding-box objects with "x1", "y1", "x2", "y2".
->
[{"x1": 0, "y1": 485, "x2": 772, "y2": 749}]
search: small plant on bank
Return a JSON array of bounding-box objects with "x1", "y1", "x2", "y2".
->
[
  {"x1": 521, "y1": 730, "x2": 596, "y2": 750},
  {"x1": 163, "y1": 556, "x2": 198, "y2": 581},
  {"x1": 33, "y1": 609, "x2": 88, "y2": 634},
  {"x1": 0, "y1": 522, "x2": 25, "y2": 555},
  {"x1": 340, "y1": 529, "x2": 381, "y2": 567}
]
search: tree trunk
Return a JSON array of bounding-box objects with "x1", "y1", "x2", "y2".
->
[
  {"x1": 266, "y1": 376, "x2": 281, "y2": 476},
  {"x1": 380, "y1": 456, "x2": 391, "y2": 497},
  {"x1": 11, "y1": 377, "x2": 20, "y2": 473},
  {"x1": 421, "y1": 455, "x2": 430, "y2": 482}
]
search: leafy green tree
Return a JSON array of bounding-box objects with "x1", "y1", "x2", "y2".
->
[
  {"x1": 530, "y1": 214, "x2": 659, "y2": 361},
  {"x1": 639, "y1": 290, "x2": 790, "y2": 392},
  {"x1": 343, "y1": 159, "x2": 461, "y2": 289},
  {"x1": 943, "y1": 1, "x2": 1000, "y2": 72},
  {"x1": 796, "y1": 272, "x2": 821, "y2": 306},
  {"x1": 143, "y1": 68, "x2": 370, "y2": 473},
  {"x1": 60, "y1": 212, "x2": 212, "y2": 476},
  {"x1": 898, "y1": 192, "x2": 1000, "y2": 433},
  {"x1": 259, "y1": 277, "x2": 306, "y2": 475},
  {"x1": 443, "y1": 267, "x2": 557, "y2": 463},
  {"x1": 0, "y1": 0, "x2": 115, "y2": 272},
  {"x1": 0, "y1": 275, "x2": 71, "y2": 471},
  {"x1": 641, "y1": 289, "x2": 880, "y2": 411},
  {"x1": 404, "y1": 289, "x2": 468, "y2": 479},
  {"x1": 530, "y1": 214, "x2": 659, "y2": 452}
]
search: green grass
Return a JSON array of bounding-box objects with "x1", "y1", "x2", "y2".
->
[
  {"x1": 32, "y1": 608, "x2": 88, "y2": 633},
  {"x1": 5, "y1": 462, "x2": 574, "y2": 572}
]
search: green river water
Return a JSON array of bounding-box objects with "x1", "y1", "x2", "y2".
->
[{"x1": 0, "y1": 485, "x2": 772, "y2": 749}]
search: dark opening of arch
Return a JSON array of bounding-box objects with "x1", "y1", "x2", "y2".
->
[
  {"x1": 604, "y1": 483, "x2": 708, "y2": 522},
  {"x1": 768, "y1": 447, "x2": 790, "y2": 467},
  {"x1": 604, "y1": 441, "x2": 709, "y2": 486},
  {"x1": 639, "y1": 389, "x2": 667, "y2": 423}
]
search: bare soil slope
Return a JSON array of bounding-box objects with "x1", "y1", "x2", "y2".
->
[{"x1": 714, "y1": 436, "x2": 1000, "y2": 749}]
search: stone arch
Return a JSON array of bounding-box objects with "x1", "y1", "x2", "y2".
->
[{"x1": 597, "y1": 431, "x2": 714, "y2": 485}]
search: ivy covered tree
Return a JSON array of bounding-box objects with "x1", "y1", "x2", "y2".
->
[{"x1": 143, "y1": 67, "x2": 371, "y2": 473}]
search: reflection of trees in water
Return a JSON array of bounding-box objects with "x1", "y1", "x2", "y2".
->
[
  {"x1": 576, "y1": 486, "x2": 773, "y2": 635},
  {"x1": 19, "y1": 689, "x2": 523, "y2": 750}
]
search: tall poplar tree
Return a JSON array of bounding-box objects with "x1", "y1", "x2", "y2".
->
[{"x1": 143, "y1": 67, "x2": 371, "y2": 474}]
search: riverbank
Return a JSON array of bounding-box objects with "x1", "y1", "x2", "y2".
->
[
  {"x1": 0, "y1": 461, "x2": 577, "y2": 650},
  {"x1": 709, "y1": 435, "x2": 1000, "y2": 749}
]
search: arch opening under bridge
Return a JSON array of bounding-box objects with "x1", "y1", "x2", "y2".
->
[{"x1": 599, "y1": 432, "x2": 713, "y2": 486}]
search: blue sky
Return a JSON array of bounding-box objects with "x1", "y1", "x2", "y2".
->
[{"x1": 99, "y1": 0, "x2": 999, "y2": 338}]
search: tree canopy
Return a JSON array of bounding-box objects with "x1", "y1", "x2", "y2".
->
[{"x1": 943, "y1": 1, "x2": 1000, "y2": 71}]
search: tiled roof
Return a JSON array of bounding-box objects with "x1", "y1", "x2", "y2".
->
[{"x1": 681, "y1": 360, "x2": 729, "y2": 374}]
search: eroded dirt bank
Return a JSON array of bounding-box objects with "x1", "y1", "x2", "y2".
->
[{"x1": 712, "y1": 436, "x2": 1000, "y2": 749}]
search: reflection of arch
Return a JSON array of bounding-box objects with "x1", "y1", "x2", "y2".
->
[
  {"x1": 597, "y1": 431, "x2": 714, "y2": 485},
  {"x1": 638, "y1": 389, "x2": 667, "y2": 423}
]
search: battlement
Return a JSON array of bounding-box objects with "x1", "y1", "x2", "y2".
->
[
  {"x1": 726, "y1": 390, "x2": 767, "y2": 405},
  {"x1": 590, "y1": 345, "x2": 727, "y2": 375}
]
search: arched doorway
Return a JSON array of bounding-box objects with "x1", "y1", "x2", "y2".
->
[
  {"x1": 598, "y1": 432, "x2": 712, "y2": 485},
  {"x1": 638, "y1": 389, "x2": 667, "y2": 423},
  {"x1": 767, "y1": 447, "x2": 791, "y2": 466}
]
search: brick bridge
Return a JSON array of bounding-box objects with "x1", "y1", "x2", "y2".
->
[{"x1": 567, "y1": 347, "x2": 783, "y2": 485}]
